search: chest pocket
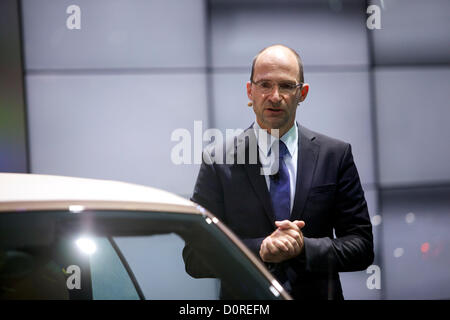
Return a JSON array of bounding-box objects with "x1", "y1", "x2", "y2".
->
[
  {"x1": 305, "y1": 184, "x2": 336, "y2": 213},
  {"x1": 302, "y1": 184, "x2": 337, "y2": 236},
  {"x1": 308, "y1": 183, "x2": 336, "y2": 197}
]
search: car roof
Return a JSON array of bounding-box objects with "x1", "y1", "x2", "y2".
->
[{"x1": 0, "y1": 173, "x2": 199, "y2": 214}]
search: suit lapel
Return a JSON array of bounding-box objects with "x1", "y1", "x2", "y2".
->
[
  {"x1": 236, "y1": 127, "x2": 276, "y2": 227},
  {"x1": 244, "y1": 162, "x2": 276, "y2": 226},
  {"x1": 291, "y1": 125, "x2": 319, "y2": 221}
]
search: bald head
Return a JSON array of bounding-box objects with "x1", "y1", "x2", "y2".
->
[{"x1": 250, "y1": 44, "x2": 304, "y2": 83}]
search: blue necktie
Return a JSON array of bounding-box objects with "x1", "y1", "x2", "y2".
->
[
  {"x1": 270, "y1": 141, "x2": 291, "y2": 221},
  {"x1": 268, "y1": 140, "x2": 292, "y2": 291}
]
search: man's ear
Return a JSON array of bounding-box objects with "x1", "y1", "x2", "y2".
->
[
  {"x1": 298, "y1": 83, "x2": 309, "y2": 102},
  {"x1": 246, "y1": 81, "x2": 253, "y2": 100}
]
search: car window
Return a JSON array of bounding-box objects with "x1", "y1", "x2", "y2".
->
[
  {"x1": 113, "y1": 234, "x2": 219, "y2": 299},
  {"x1": 90, "y1": 237, "x2": 140, "y2": 300},
  {"x1": 0, "y1": 235, "x2": 139, "y2": 300},
  {"x1": 0, "y1": 210, "x2": 286, "y2": 300}
]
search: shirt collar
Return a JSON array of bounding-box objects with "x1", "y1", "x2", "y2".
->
[{"x1": 253, "y1": 121, "x2": 298, "y2": 158}]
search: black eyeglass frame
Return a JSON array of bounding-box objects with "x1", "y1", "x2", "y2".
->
[{"x1": 251, "y1": 80, "x2": 303, "y2": 93}]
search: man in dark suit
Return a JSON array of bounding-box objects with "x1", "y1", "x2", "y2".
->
[{"x1": 183, "y1": 44, "x2": 374, "y2": 300}]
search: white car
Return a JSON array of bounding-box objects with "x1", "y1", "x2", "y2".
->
[{"x1": 0, "y1": 173, "x2": 290, "y2": 300}]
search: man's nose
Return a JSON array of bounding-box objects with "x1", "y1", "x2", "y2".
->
[{"x1": 268, "y1": 85, "x2": 282, "y2": 103}]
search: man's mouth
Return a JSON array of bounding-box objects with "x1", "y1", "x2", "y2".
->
[{"x1": 266, "y1": 108, "x2": 283, "y2": 113}]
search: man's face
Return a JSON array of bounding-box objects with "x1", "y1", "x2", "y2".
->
[{"x1": 247, "y1": 47, "x2": 308, "y2": 136}]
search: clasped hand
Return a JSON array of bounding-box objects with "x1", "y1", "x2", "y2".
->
[{"x1": 259, "y1": 220, "x2": 305, "y2": 263}]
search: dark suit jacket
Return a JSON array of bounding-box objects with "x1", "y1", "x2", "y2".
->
[{"x1": 183, "y1": 124, "x2": 374, "y2": 300}]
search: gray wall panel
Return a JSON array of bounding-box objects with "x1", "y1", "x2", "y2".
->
[
  {"x1": 371, "y1": 0, "x2": 450, "y2": 65},
  {"x1": 211, "y1": 72, "x2": 254, "y2": 131},
  {"x1": 299, "y1": 71, "x2": 374, "y2": 186},
  {"x1": 211, "y1": 2, "x2": 368, "y2": 68},
  {"x1": 375, "y1": 67, "x2": 450, "y2": 186},
  {"x1": 26, "y1": 73, "x2": 208, "y2": 195},
  {"x1": 381, "y1": 187, "x2": 450, "y2": 299},
  {"x1": 22, "y1": 0, "x2": 206, "y2": 69}
]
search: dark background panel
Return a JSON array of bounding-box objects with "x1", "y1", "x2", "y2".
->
[{"x1": 0, "y1": 0, "x2": 28, "y2": 173}]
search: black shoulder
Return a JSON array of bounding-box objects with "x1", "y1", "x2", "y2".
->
[{"x1": 299, "y1": 125, "x2": 350, "y2": 153}]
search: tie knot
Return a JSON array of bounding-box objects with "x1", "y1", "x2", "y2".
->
[{"x1": 274, "y1": 141, "x2": 289, "y2": 159}]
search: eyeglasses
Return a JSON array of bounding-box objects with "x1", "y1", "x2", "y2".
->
[{"x1": 251, "y1": 80, "x2": 303, "y2": 95}]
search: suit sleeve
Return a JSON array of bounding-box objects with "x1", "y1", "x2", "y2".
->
[
  {"x1": 191, "y1": 149, "x2": 225, "y2": 218},
  {"x1": 182, "y1": 149, "x2": 225, "y2": 278},
  {"x1": 302, "y1": 144, "x2": 374, "y2": 273}
]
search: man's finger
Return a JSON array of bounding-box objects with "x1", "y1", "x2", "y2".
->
[
  {"x1": 274, "y1": 239, "x2": 289, "y2": 252},
  {"x1": 278, "y1": 229, "x2": 304, "y2": 251},
  {"x1": 260, "y1": 242, "x2": 274, "y2": 262},
  {"x1": 293, "y1": 220, "x2": 306, "y2": 229},
  {"x1": 283, "y1": 237, "x2": 296, "y2": 255},
  {"x1": 260, "y1": 240, "x2": 273, "y2": 259},
  {"x1": 266, "y1": 238, "x2": 279, "y2": 255},
  {"x1": 275, "y1": 220, "x2": 300, "y2": 232},
  {"x1": 283, "y1": 229, "x2": 302, "y2": 242},
  {"x1": 275, "y1": 220, "x2": 291, "y2": 228}
]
